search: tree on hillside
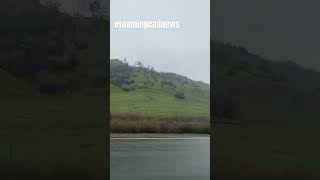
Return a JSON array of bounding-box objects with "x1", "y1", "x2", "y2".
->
[
  {"x1": 41, "y1": 0, "x2": 60, "y2": 10},
  {"x1": 89, "y1": 0, "x2": 104, "y2": 18},
  {"x1": 174, "y1": 92, "x2": 185, "y2": 100}
]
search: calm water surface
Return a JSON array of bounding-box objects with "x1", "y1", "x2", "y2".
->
[{"x1": 111, "y1": 138, "x2": 210, "y2": 180}]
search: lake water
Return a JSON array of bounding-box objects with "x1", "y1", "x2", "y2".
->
[{"x1": 110, "y1": 137, "x2": 210, "y2": 180}]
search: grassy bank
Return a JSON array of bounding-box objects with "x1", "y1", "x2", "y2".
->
[{"x1": 111, "y1": 113, "x2": 210, "y2": 134}]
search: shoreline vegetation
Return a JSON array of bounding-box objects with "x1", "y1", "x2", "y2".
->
[
  {"x1": 110, "y1": 113, "x2": 210, "y2": 134},
  {"x1": 110, "y1": 133, "x2": 209, "y2": 138}
]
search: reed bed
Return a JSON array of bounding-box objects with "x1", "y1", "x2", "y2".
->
[{"x1": 110, "y1": 113, "x2": 210, "y2": 134}]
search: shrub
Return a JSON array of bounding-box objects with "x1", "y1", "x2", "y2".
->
[
  {"x1": 174, "y1": 92, "x2": 185, "y2": 100},
  {"x1": 121, "y1": 86, "x2": 135, "y2": 92}
]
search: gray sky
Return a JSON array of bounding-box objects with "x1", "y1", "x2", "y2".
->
[
  {"x1": 213, "y1": 0, "x2": 320, "y2": 70},
  {"x1": 111, "y1": 0, "x2": 210, "y2": 83}
]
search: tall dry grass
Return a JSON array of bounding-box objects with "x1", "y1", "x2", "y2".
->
[{"x1": 110, "y1": 113, "x2": 210, "y2": 134}]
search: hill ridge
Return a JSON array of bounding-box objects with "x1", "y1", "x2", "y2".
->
[{"x1": 110, "y1": 58, "x2": 209, "y2": 92}]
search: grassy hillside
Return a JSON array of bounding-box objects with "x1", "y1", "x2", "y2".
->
[
  {"x1": 110, "y1": 59, "x2": 210, "y2": 117},
  {"x1": 213, "y1": 41, "x2": 320, "y2": 126},
  {"x1": 0, "y1": 2, "x2": 108, "y2": 128},
  {"x1": 0, "y1": 9, "x2": 107, "y2": 95},
  {"x1": 212, "y1": 41, "x2": 320, "y2": 179},
  {"x1": 110, "y1": 59, "x2": 210, "y2": 133},
  {"x1": 0, "y1": 1, "x2": 107, "y2": 179}
]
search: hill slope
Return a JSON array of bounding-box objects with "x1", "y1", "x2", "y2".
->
[
  {"x1": 0, "y1": 1, "x2": 107, "y2": 179},
  {"x1": 213, "y1": 41, "x2": 320, "y2": 127},
  {"x1": 0, "y1": 0, "x2": 107, "y2": 96},
  {"x1": 110, "y1": 59, "x2": 210, "y2": 117},
  {"x1": 212, "y1": 41, "x2": 320, "y2": 177}
]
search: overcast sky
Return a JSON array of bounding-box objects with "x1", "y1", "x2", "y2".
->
[
  {"x1": 213, "y1": 0, "x2": 320, "y2": 70},
  {"x1": 111, "y1": 0, "x2": 210, "y2": 83}
]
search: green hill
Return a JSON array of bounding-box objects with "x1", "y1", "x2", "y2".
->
[
  {"x1": 212, "y1": 41, "x2": 320, "y2": 178},
  {"x1": 0, "y1": 1, "x2": 108, "y2": 128},
  {"x1": 0, "y1": 1, "x2": 107, "y2": 178},
  {"x1": 110, "y1": 59, "x2": 210, "y2": 117},
  {"x1": 0, "y1": 0, "x2": 107, "y2": 96},
  {"x1": 213, "y1": 41, "x2": 320, "y2": 127}
]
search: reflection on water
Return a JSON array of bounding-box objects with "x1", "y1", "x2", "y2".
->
[{"x1": 111, "y1": 138, "x2": 210, "y2": 180}]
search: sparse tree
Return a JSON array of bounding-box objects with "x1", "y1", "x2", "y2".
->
[
  {"x1": 174, "y1": 92, "x2": 185, "y2": 100},
  {"x1": 41, "y1": 0, "x2": 60, "y2": 10},
  {"x1": 89, "y1": 0, "x2": 103, "y2": 17},
  {"x1": 123, "y1": 58, "x2": 128, "y2": 64},
  {"x1": 137, "y1": 61, "x2": 144, "y2": 68}
]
